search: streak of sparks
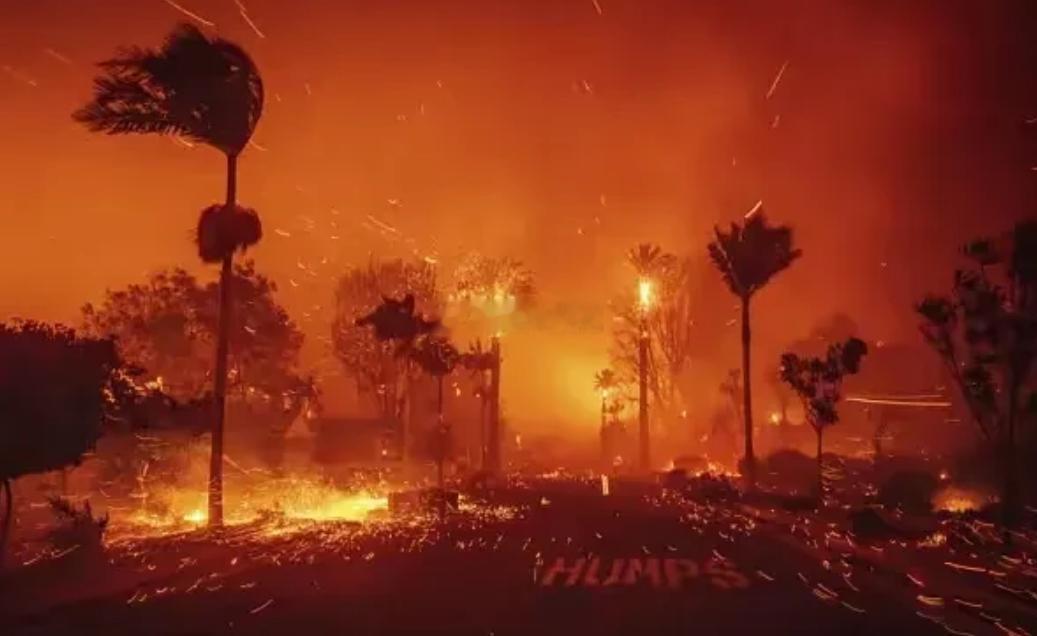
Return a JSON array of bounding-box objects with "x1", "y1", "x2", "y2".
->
[
  {"x1": 43, "y1": 48, "x2": 73, "y2": 65},
  {"x1": 160, "y1": 0, "x2": 216, "y2": 27},
  {"x1": 591, "y1": 0, "x2": 603, "y2": 15},
  {"x1": 250, "y1": 598, "x2": 274, "y2": 614},
  {"x1": 235, "y1": 0, "x2": 267, "y2": 38},
  {"x1": 744, "y1": 200, "x2": 763, "y2": 219},
  {"x1": 766, "y1": 60, "x2": 789, "y2": 100},
  {"x1": 365, "y1": 214, "x2": 400, "y2": 235},
  {"x1": 846, "y1": 396, "x2": 951, "y2": 408},
  {"x1": 2, "y1": 65, "x2": 39, "y2": 88}
]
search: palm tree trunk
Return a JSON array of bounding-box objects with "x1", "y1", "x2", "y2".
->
[
  {"x1": 638, "y1": 318, "x2": 650, "y2": 470},
  {"x1": 209, "y1": 152, "x2": 238, "y2": 528},
  {"x1": 741, "y1": 296, "x2": 755, "y2": 484},
  {"x1": 815, "y1": 427, "x2": 824, "y2": 504},
  {"x1": 488, "y1": 337, "x2": 501, "y2": 473},
  {"x1": 1, "y1": 478, "x2": 12, "y2": 567}
]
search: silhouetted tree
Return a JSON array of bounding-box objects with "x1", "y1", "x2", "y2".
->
[
  {"x1": 709, "y1": 206, "x2": 802, "y2": 483},
  {"x1": 780, "y1": 338, "x2": 868, "y2": 500},
  {"x1": 74, "y1": 23, "x2": 265, "y2": 526},
  {"x1": 0, "y1": 322, "x2": 137, "y2": 560},
  {"x1": 461, "y1": 339, "x2": 496, "y2": 468},
  {"x1": 411, "y1": 335, "x2": 460, "y2": 490},
  {"x1": 917, "y1": 220, "x2": 1037, "y2": 528},
  {"x1": 350, "y1": 280, "x2": 443, "y2": 458},
  {"x1": 81, "y1": 263, "x2": 310, "y2": 472},
  {"x1": 332, "y1": 260, "x2": 440, "y2": 420},
  {"x1": 611, "y1": 247, "x2": 694, "y2": 433},
  {"x1": 82, "y1": 263, "x2": 308, "y2": 404}
]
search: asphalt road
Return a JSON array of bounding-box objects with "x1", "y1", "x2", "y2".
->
[{"x1": 0, "y1": 479, "x2": 1022, "y2": 635}]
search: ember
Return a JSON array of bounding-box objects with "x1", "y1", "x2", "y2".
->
[
  {"x1": 932, "y1": 487, "x2": 994, "y2": 514},
  {"x1": 2, "y1": 3, "x2": 1036, "y2": 635},
  {"x1": 117, "y1": 476, "x2": 390, "y2": 537}
]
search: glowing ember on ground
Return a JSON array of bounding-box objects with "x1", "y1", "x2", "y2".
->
[
  {"x1": 116, "y1": 476, "x2": 390, "y2": 537},
  {"x1": 932, "y1": 486, "x2": 994, "y2": 514}
]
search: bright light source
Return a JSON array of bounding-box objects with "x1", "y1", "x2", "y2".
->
[{"x1": 637, "y1": 277, "x2": 654, "y2": 311}]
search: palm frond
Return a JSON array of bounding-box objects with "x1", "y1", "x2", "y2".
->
[
  {"x1": 708, "y1": 209, "x2": 802, "y2": 299},
  {"x1": 73, "y1": 22, "x2": 264, "y2": 155}
]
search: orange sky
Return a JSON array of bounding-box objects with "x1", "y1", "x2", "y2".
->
[{"x1": 1, "y1": 0, "x2": 1035, "y2": 430}]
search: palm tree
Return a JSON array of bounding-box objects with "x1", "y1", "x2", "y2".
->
[
  {"x1": 627, "y1": 243, "x2": 667, "y2": 277},
  {"x1": 461, "y1": 339, "x2": 496, "y2": 468},
  {"x1": 626, "y1": 243, "x2": 671, "y2": 470},
  {"x1": 708, "y1": 205, "x2": 801, "y2": 483},
  {"x1": 357, "y1": 294, "x2": 440, "y2": 463},
  {"x1": 411, "y1": 335, "x2": 460, "y2": 491},
  {"x1": 73, "y1": 23, "x2": 264, "y2": 526},
  {"x1": 356, "y1": 294, "x2": 439, "y2": 350}
]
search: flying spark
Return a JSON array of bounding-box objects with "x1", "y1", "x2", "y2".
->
[
  {"x1": 591, "y1": 0, "x2": 603, "y2": 15},
  {"x1": 744, "y1": 200, "x2": 763, "y2": 219},
  {"x1": 235, "y1": 0, "x2": 267, "y2": 38},
  {"x1": 160, "y1": 0, "x2": 215, "y2": 27},
  {"x1": 43, "y1": 48, "x2": 73, "y2": 65},
  {"x1": 766, "y1": 60, "x2": 789, "y2": 99},
  {"x1": 2, "y1": 65, "x2": 39, "y2": 88}
]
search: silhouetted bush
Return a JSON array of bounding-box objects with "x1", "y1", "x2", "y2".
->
[
  {"x1": 850, "y1": 507, "x2": 900, "y2": 541},
  {"x1": 878, "y1": 470, "x2": 938, "y2": 514},
  {"x1": 759, "y1": 449, "x2": 816, "y2": 493},
  {"x1": 46, "y1": 497, "x2": 108, "y2": 555}
]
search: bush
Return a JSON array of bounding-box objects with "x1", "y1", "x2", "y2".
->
[
  {"x1": 46, "y1": 497, "x2": 108, "y2": 554},
  {"x1": 877, "y1": 470, "x2": 938, "y2": 514},
  {"x1": 759, "y1": 449, "x2": 816, "y2": 493}
]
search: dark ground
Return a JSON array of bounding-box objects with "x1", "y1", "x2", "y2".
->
[{"x1": 2, "y1": 476, "x2": 1035, "y2": 636}]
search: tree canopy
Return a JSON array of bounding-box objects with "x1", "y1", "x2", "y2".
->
[
  {"x1": 332, "y1": 259, "x2": 441, "y2": 417},
  {"x1": 780, "y1": 337, "x2": 868, "y2": 431},
  {"x1": 72, "y1": 22, "x2": 263, "y2": 156},
  {"x1": 708, "y1": 208, "x2": 802, "y2": 300},
  {"x1": 81, "y1": 262, "x2": 307, "y2": 404},
  {"x1": 0, "y1": 321, "x2": 136, "y2": 481}
]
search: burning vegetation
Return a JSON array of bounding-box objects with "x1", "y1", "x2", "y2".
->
[{"x1": 2, "y1": 5, "x2": 1037, "y2": 634}]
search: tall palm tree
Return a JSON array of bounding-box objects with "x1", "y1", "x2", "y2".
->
[
  {"x1": 73, "y1": 23, "x2": 264, "y2": 526},
  {"x1": 708, "y1": 206, "x2": 801, "y2": 483},
  {"x1": 411, "y1": 335, "x2": 460, "y2": 491},
  {"x1": 626, "y1": 243, "x2": 671, "y2": 470},
  {"x1": 461, "y1": 339, "x2": 495, "y2": 468},
  {"x1": 357, "y1": 294, "x2": 440, "y2": 462}
]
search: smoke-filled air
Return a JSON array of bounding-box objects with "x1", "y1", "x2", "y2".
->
[{"x1": 1, "y1": 1, "x2": 1036, "y2": 635}]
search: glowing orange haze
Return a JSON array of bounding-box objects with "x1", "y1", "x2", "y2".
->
[{"x1": 0, "y1": 1, "x2": 1033, "y2": 434}]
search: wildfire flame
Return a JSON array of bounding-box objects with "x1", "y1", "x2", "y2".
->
[
  {"x1": 120, "y1": 475, "x2": 389, "y2": 536},
  {"x1": 932, "y1": 486, "x2": 993, "y2": 514},
  {"x1": 637, "y1": 277, "x2": 654, "y2": 311}
]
